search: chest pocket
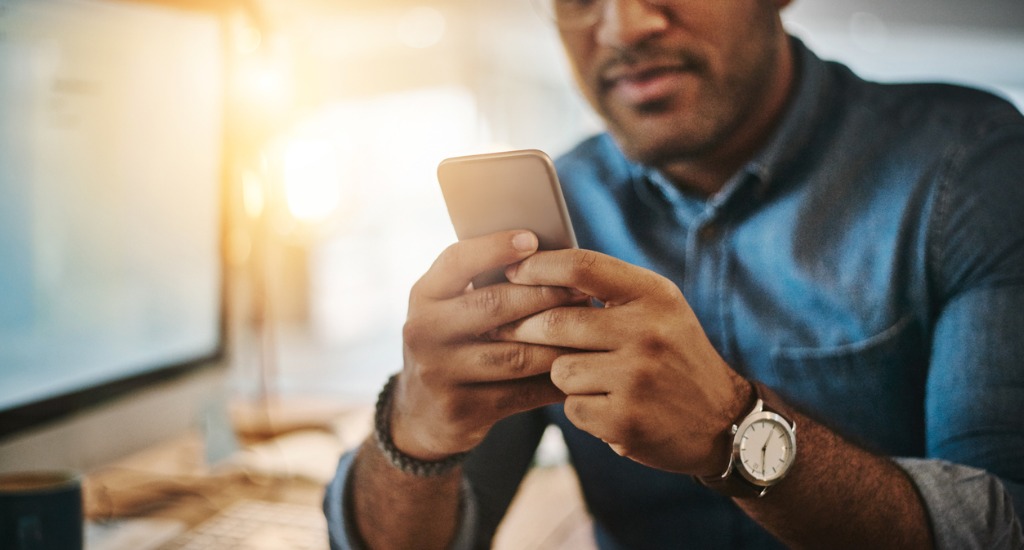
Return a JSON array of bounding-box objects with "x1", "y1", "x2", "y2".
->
[{"x1": 766, "y1": 315, "x2": 928, "y2": 456}]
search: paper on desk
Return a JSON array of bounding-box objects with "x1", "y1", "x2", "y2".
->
[{"x1": 225, "y1": 430, "x2": 347, "y2": 483}]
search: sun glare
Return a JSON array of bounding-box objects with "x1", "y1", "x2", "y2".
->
[{"x1": 281, "y1": 139, "x2": 342, "y2": 224}]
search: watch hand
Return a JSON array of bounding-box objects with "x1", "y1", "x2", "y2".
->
[{"x1": 760, "y1": 439, "x2": 768, "y2": 475}]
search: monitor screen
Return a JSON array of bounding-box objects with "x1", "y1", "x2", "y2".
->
[{"x1": 0, "y1": 0, "x2": 225, "y2": 439}]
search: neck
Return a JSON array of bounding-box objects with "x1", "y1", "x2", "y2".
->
[{"x1": 659, "y1": 34, "x2": 796, "y2": 198}]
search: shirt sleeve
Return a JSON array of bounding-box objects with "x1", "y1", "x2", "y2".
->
[
  {"x1": 919, "y1": 109, "x2": 1024, "y2": 549},
  {"x1": 895, "y1": 458, "x2": 1024, "y2": 549},
  {"x1": 323, "y1": 449, "x2": 480, "y2": 550}
]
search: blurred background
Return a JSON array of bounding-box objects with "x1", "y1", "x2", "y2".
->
[
  {"x1": 0, "y1": 1, "x2": 1021, "y2": 542},
  {"x1": 228, "y1": 0, "x2": 1024, "y2": 406},
  {"x1": 2, "y1": 0, "x2": 1023, "y2": 450}
]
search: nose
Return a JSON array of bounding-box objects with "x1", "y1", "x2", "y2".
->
[{"x1": 594, "y1": 0, "x2": 670, "y2": 49}]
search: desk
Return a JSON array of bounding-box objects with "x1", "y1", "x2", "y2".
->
[
  {"x1": 82, "y1": 404, "x2": 595, "y2": 550},
  {"x1": 83, "y1": 433, "x2": 338, "y2": 549}
]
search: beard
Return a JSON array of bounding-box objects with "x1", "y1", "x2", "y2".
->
[{"x1": 579, "y1": 33, "x2": 784, "y2": 168}]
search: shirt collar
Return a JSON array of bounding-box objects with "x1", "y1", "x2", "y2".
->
[{"x1": 745, "y1": 37, "x2": 829, "y2": 192}]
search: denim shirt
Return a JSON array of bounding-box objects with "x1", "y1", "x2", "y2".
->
[{"x1": 326, "y1": 39, "x2": 1024, "y2": 549}]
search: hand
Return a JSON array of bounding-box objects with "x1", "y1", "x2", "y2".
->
[
  {"x1": 391, "y1": 231, "x2": 582, "y2": 461},
  {"x1": 492, "y1": 248, "x2": 751, "y2": 476}
]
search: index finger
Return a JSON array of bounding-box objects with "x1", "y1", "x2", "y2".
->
[
  {"x1": 414, "y1": 230, "x2": 539, "y2": 300},
  {"x1": 504, "y1": 248, "x2": 664, "y2": 306}
]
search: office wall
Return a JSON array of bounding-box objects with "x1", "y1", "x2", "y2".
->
[{"x1": 783, "y1": 0, "x2": 1024, "y2": 106}]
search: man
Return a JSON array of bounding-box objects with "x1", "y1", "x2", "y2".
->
[{"x1": 326, "y1": 0, "x2": 1024, "y2": 548}]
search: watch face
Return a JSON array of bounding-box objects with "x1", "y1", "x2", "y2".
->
[{"x1": 737, "y1": 413, "x2": 795, "y2": 484}]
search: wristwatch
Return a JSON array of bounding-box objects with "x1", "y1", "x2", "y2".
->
[{"x1": 698, "y1": 382, "x2": 797, "y2": 498}]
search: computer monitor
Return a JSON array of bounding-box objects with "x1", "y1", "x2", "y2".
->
[{"x1": 0, "y1": 0, "x2": 229, "y2": 471}]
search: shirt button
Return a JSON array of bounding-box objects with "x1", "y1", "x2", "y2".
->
[{"x1": 698, "y1": 225, "x2": 718, "y2": 240}]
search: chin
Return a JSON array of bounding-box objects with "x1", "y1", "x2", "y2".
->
[
  {"x1": 609, "y1": 125, "x2": 714, "y2": 167},
  {"x1": 602, "y1": 101, "x2": 723, "y2": 166}
]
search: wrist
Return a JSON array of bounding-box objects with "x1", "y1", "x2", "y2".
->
[
  {"x1": 387, "y1": 381, "x2": 450, "y2": 463},
  {"x1": 727, "y1": 373, "x2": 756, "y2": 426},
  {"x1": 702, "y1": 374, "x2": 756, "y2": 477},
  {"x1": 374, "y1": 374, "x2": 469, "y2": 477}
]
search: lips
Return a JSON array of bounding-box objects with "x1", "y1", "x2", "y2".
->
[{"x1": 600, "y1": 60, "x2": 697, "y2": 107}]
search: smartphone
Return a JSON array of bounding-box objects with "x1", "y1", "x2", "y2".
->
[{"x1": 438, "y1": 149, "x2": 578, "y2": 287}]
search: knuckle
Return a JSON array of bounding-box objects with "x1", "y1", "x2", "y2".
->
[
  {"x1": 477, "y1": 346, "x2": 501, "y2": 367},
  {"x1": 402, "y1": 317, "x2": 427, "y2": 347},
  {"x1": 610, "y1": 410, "x2": 645, "y2": 449},
  {"x1": 564, "y1": 396, "x2": 589, "y2": 425},
  {"x1": 550, "y1": 355, "x2": 576, "y2": 388},
  {"x1": 466, "y1": 286, "x2": 505, "y2": 316},
  {"x1": 504, "y1": 344, "x2": 532, "y2": 375},
  {"x1": 541, "y1": 306, "x2": 579, "y2": 338},
  {"x1": 407, "y1": 277, "x2": 433, "y2": 307},
  {"x1": 541, "y1": 309, "x2": 563, "y2": 337},
  {"x1": 637, "y1": 331, "x2": 669, "y2": 356},
  {"x1": 435, "y1": 242, "x2": 464, "y2": 272},
  {"x1": 533, "y1": 285, "x2": 576, "y2": 311},
  {"x1": 408, "y1": 277, "x2": 425, "y2": 299},
  {"x1": 629, "y1": 368, "x2": 660, "y2": 402},
  {"x1": 648, "y1": 273, "x2": 677, "y2": 295},
  {"x1": 569, "y1": 249, "x2": 599, "y2": 278},
  {"x1": 403, "y1": 311, "x2": 452, "y2": 350},
  {"x1": 536, "y1": 284, "x2": 562, "y2": 304},
  {"x1": 479, "y1": 344, "x2": 532, "y2": 374}
]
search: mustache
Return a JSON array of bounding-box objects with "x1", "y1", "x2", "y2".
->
[{"x1": 597, "y1": 44, "x2": 707, "y2": 86}]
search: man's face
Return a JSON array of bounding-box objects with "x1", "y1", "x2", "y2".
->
[{"x1": 558, "y1": 0, "x2": 792, "y2": 167}]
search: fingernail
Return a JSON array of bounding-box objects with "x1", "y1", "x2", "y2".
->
[{"x1": 512, "y1": 232, "x2": 537, "y2": 251}]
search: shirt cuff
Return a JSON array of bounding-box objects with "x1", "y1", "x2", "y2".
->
[
  {"x1": 324, "y1": 448, "x2": 480, "y2": 550},
  {"x1": 894, "y1": 457, "x2": 1024, "y2": 550}
]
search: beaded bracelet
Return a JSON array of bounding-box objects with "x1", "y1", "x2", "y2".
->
[{"x1": 373, "y1": 374, "x2": 469, "y2": 477}]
